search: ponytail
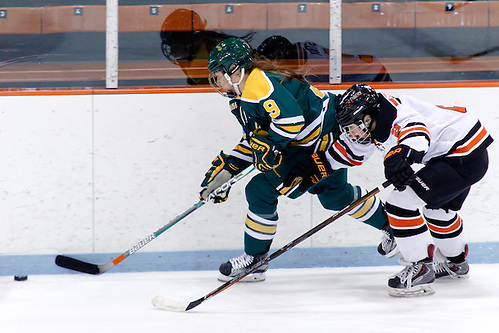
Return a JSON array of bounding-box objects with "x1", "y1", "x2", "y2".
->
[{"x1": 249, "y1": 58, "x2": 310, "y2": 84}]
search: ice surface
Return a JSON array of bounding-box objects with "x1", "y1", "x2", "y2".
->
[{"x1": 1, "y1": 265, "x2": 497, "y2": 333}]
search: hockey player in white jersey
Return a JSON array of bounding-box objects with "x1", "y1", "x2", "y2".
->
[
  {"x1": 286, "y1": 83, "x2": 492, "y2": 297},
  {"x1": 256, "y1": 35, "x2": 392, "y2": 83}
]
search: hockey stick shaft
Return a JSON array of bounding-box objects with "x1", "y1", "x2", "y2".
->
[
  {"x1": 55, "y1": 167, "x2": 255, "y2": 274},
  {"x1": 425, "y1": 42, "x2": 499, "y2": 62},
  {"x1": 153, "y1": 180, "x2": 391, "y2": 312}
]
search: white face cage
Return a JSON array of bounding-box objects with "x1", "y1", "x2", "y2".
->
[
  {"x1": 209, "y1": 72, "x2": 232, "y2": 98},
  {"x1": 340, "y1": 119, "x2": 372, "y2": 145},
  {"x1": 208, "y1": 67, "x2": 245, "y2": 98}
]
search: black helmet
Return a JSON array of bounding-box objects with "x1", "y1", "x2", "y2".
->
[
  {"x1": 256, "y1": 35, "x2": 297, "y2": 60},
  {"x1": 336, "y1": 84, "x2": 380, "y2": 144},
  {"x1": 160, "y1": 9, "x2": 207, "y2": 64}
]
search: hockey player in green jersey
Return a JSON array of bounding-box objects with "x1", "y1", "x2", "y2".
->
[{"x1": 200, "y1": 37, "x2": 396, "y2": 282}]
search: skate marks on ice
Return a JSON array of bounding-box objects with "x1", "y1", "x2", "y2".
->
[{"x1": 0, "y1": 265, "x2": 497, "y2": 333}]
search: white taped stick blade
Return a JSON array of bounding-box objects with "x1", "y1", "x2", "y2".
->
[{"x1": 152, "y1": 296, "x2": 189, "y2": 312}]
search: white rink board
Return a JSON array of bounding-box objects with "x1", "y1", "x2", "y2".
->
[
  {"x1": 0, "y1": 95, "x2": 93, "y2": 255},
  {"x1": 0, "y1": 87, "x2": 497, "y2": 255}
]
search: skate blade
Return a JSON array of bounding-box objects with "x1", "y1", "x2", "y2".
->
[
  {"x1": 385, "y1": 246, "x2": 400, "y2": 258},
  {"x1": 436, "y1": 273, "x2": 470, "y2": 280},
  {"x1": 217, "y1": 272, "x2": 266, "y2": 283},
  {"x1": 388, "y1": 283, "x2": 435, "y2": 297}
]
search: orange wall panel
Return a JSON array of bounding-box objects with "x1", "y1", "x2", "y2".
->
[
  {"x1": 193, "y1": 3, "x2": 267, "y2": 30},
  {"x1": 343, "y1": 3, "x2": 416, "y2": 29},
  {"x1": 415, "y1": 2, "x2": 488, "y2": 28},
  {"x1": 0, "y1": 7, "x2": 41, "y2": 34},
  {"x1": 42, "y1": 6, "x2": 106, "y2": 33},
  {"x1": 268, "y1": 3, "x2": 329, "y2": 29}
]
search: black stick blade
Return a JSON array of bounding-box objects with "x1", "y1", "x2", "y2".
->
[
  {"x1": 55, "y1": 255, "x2": 101, "y2": 275},
  {"x1": 185, "y1": 298, "x2": 204, "y2": 311}
]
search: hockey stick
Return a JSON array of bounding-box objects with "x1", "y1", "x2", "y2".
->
[
  {"x1": 152, "y1": 180, "x2": 392, "y2": 312},
  {"x1": 424, "y1": 42, "x2": 499, "y2": 63},
  {"x1": 55, "y1": 167, "x2": 255, "y2": 275},
  {"x1": 446, "y1": 45, "x2": 499, "y2": 64}
]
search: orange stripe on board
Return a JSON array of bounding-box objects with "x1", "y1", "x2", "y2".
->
[
  {"x1": 452, "y1": 127, "x2": 488, "y2": 155},
  {"x1": 427, "y1": 216, "x2": 462, "y2": 234},
  {"x1": 4, "y1": 81, "x2": 499, "y2": 97},
  {"x1": 0, "y1": 86, "x2": 214, "y2": 96},
  {"x1": 316, "y1": 81, "x2": 499, "y2": 90},
  {"x1": 388, "y1": 215, "x2": 425, "y2": 229}
]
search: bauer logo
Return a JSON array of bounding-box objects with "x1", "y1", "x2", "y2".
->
[
  {"x1": 414, "y1": 176, "x2": 430, "y2": 191},
  {"x1": 129, "y1": 235, "x2": 156, "y2": 254},
  {"x1": 311, "y1": 153, "x2": 328, "y2": 177},
  {"x1": 384, "y1": 147, "x2": 402, "y2": 160},
  {"x1": 250, "y1": 141, "x2": 267, "y2": 152}
]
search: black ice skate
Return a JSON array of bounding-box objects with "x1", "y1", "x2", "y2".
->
[
  {"x1": 428, "y1": 244, "x2": 469, "y2": 279},
  {"x1": 388, "y1": 257, "x2": 435, "y2": 297},
  {"x1": 218, "y1": 252, "x2": 268, "y2": 282},
  {"x1": 378, "y1": 223, "x2": 399, "y2": 257}
]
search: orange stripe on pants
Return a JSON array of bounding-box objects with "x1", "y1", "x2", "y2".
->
[{"x1": 388, "y1": 215, "x2": 425, "y2": 229}]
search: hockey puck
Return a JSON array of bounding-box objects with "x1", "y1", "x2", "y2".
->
[{"x1": 14, "y1": 275, "x2": 28, "y2": 281}]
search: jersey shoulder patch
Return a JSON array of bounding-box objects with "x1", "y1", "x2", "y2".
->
[{"x1": 241, "y1": 69, "x2": 274, "y2": 103}]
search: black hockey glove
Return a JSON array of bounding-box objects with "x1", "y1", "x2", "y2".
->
[
  {"x1": 200, "y1": 151, "x2": 235, "y2": 203},
  {"x1": 249, "y1": 129, "x2": 283, "y2": 172},
  {"x1": 283, "y1": 151, "x2": 333, "y2": 192},
  {"x1": 383, "y1": 145, "x2": 422, "y2": 191}
]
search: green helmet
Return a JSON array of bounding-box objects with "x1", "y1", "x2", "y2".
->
[
  {"x1": 207, "y1": 37, "x2": 254, "y2": 75},
  {"x1": 208, "y1": 38, "x2": 254, "y2": 98}
]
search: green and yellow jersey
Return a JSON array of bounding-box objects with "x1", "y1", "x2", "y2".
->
[
  {"x1": 240, "y1": 69, "x2": 338, "y2": 150},
  {"x1": 226, "y1": 68, "x2": 339, "y2": 168}
]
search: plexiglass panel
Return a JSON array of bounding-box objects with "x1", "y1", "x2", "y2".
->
[{"x1": 1, "y1": 0, "x2": 498, "y2": 88}]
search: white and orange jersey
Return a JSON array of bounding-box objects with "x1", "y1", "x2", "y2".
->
[
  {"x1": 326, "y1": 134, "x2": 376, "y2": 168},
  {"x1": 326, "y1": 93, "x2": 493, "y2": 169}
]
